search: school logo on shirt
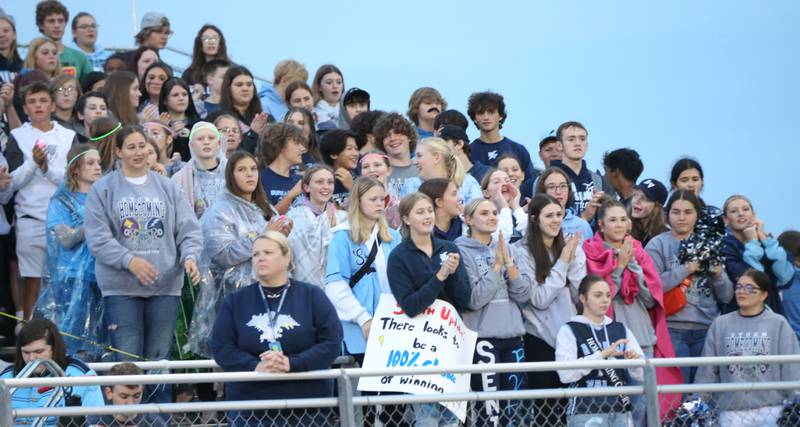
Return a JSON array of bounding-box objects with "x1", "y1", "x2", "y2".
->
[
  {"x1": 487, "y1": 150, "x2": 499, "y2": 161},
  {"x1": 247, "y1": 313, "x2": 300, "y2": 342},
  {"x1": 724, "y1": 331, "x2": 771, "y2": 380},
  {"x1": 117, "y1": 197, "x2": 167, "y2": 250}
]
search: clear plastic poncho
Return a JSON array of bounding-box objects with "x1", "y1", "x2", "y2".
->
[
  {"x1": 36, "y1": 184, "x2": 106, "y2": 360},
  {"x1": 185, "y1": 190, "x2": 267, "y2": 357}
]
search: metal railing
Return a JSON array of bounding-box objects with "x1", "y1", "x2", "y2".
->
[{"x1": 3, "y1": 355, "x2": 800, "y2": 427}]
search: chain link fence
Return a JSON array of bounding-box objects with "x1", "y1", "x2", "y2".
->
[{"x1": 5, "y1": 356, "x2": 800, "y2": 426}]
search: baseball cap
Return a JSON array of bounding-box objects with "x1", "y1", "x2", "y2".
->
[
  {"x1": 140, "y1": 12, "x2": 169, "y2": 31},
  {"x1": 343, "y1": 87, "x2": 369, "y2": 105},
  {"x1": 636, "y1": 178, "x2": 668, "y2": 206},
  {"x1": 439, "y1": 125, "x2": 469, "y2": 144}
]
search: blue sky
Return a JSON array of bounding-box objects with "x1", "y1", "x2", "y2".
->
[{"x1": 7, "y1": 1, "x2": 800, "y2": 232}]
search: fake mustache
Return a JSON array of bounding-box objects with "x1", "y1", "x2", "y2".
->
[{"x1": 427, "y1": 107, "x2": 441, "y2": 114}]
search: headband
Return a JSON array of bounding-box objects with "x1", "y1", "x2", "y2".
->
[
  {"x1": 67, "y1": 149, "x2": 99, "y2": 167},
  {"x1": 142, "y1": 120, "x2": 175, "y2": 136},
  {"x1": 189, "y1": 121, "x2": 221, "y2": 141},
  {"x1": 359, "y1": 152, "x2": 389, "y2": 164},
  {"x1": 89, "y1": 122, "x2": 122, "y2": 141}
]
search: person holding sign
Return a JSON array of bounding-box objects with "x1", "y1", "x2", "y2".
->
[
  {"x1": 388, "y1": 192, "x2": 471, "y2": 426},
  {"x1": 455, "y1": 198, "x2": 530, "y2": 425},
  {"x1": 555, "y1": 275, "x2": 644, "y2": 427},
  {"x1": 513, "y1": 194, "x2": 586, "y2": 425},
  {"x1": 211, "y1": 231, "x2": 342, "y2": 426}
]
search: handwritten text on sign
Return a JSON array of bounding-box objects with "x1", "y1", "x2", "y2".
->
[{"x1": 357, "y1": 294, "x2": 477, "y2": 421}]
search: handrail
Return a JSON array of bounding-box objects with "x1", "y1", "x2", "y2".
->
[
  {"x1": 11, "y1": 360, "x2": 68, "y2": 427},
  {"x1": 86, "y1": 355, "x2": 354, "y2": 372}
]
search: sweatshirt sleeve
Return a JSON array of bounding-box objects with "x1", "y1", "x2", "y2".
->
[
  {"x1": 388, "y1": 250, "x2": 445, "y2": 318},
  {"x1": 211, "y1": 294, "x2": 259, "y2": 372},
  {"x1": 204, "y1": 208, "x2": 255, "y2": 269},
  {"x1": 779, "y1": 317, "x2": 800, "y2": 382},
  {"x1": 694, "y1": 319, "x2": 720, "y2": 384},
  {"x1": 521, "y1": 257, "x2": 572, "y2": 310},
  {"x1": 7, "y1": 134, "x2": 39, "y2": 191},
  {"x1": 287, "y1": 286, "x2": 343, "y2": 372},
  {"x1": 763, "y1": 238, "x2": 795, "y2": 287},
  {"x1": 710, "y1": 269, "x2": 734, "y2": 304},
  {"x1": 507, "y1": 244, "x2": 532, "y2": 304},
  {"x1": 555, "y1": 324, "x2": 602, "y2": 384},
  {"x1": 460, "y1": 246, "x2": 500, "y2": 311},
  {"x1": 324, "y1": 232, "x2": 371, "y2": 326},
  {"x1": 721, "y1": 238, "x2": 749, "y2": 283},
  {"x1": 84, "y1": 184, "x2": 134, "y2": 270},
  {"x1": 172, "y1": 183, "x2": 203, "y2": 264},
  {"x1": 742, "y1": 240, "x2": 766, "y2": 271},
  {"x1": 646, "y1": 237, "x2": 690, "y2": 292},
  {"x1": 495, "y1": 207, "x2": 514, "y2": 242}
]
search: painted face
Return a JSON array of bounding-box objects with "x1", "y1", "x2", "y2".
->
[
  {"x1": 145, "y1": 67, "x2": 168, "y2": 99},
  {"x1": 252, "y1": 238, "x2": 290, "y2": 282},
  {"x1": 668, "y1": 199, "x2": 698, "y2": 237},
  {"x1": 405, "y1": 197, "x2": 435, "y2": 235},
  {"x1": 304, "y1": 169, "x2": 335, "y2": 208},
  {"x1": 600, "y1": 206, "x2": 629, "y2": 243},
  {"x1": 331, "y1": 137, "x2": 359, "y2": 170},
  {"x1": 382, "y1": 130, "x2": 410, "y2": 158},
  {"x1": 483, "y1": 170, "x2": 513, "y2": 203},
  {"x1": 80, "y1": 96, "x2": 108, "y2": 127},
  {"x1": 539, "y1": 141, "x2": 562, "y2": 167},
  {"x1": 497, "y1": 157, "x2": 524, "y2": 188},
  {"x1": 116, "y1": 132, "x2": 148, "y2": 172},
  {"x1": 73, "y1": 15, "x2": 97, "y2": 47},
  {"x1": 190, "y1": 128, "x2": 220, "y2": 161},
  {"x1": 54, "y1": 81, "x2": 78, "y2": 111},
  {"x1": 231, "y1": 74, "x2": 254, "y2": 107},
  {"x1": 216, "y1": 117, "x2": 241, "y2": 155},
  {"x1": 280, "y1": 137, "x2": 307, "y2": 166},
  {"x1": 143, "y1": 123, "x2": 169, "y2": 152},
  {"x1": 319, "y1": 72, "x2": 343, "y2": 104},
  {"x1": 233, "y1": 156, "x2": 259, "y2": 196},
  {"x1": 200, "y1": 28, "x2": 220, "y2": 57},
  {"x1": 359, "y1": 185, "x2": 386, "y2": 222},
  {"x1": 475, "y1": 109, "x2": 501, "y2": 133},
  {"x1": 417, "y1": 99, "x2": 442, "y2": 123},
  {"x1": 129, "y1": 80, "x2": 141, "y2": 107},
  {"x1": 581, "y1": 280, "x2": 612, "y2": 318},
  {"x1": 288, "y1": 88, "x2": 314, "y2": 111},
  {"x1": 630, "y1": 190, "x2": 654, "y2": 219},
  {"x1": 76, "y1": 151, "x2": 103, "y2": 185},
  {"x1": 22, "y1": 91, "x2": 55, "y2": 123},
  {"x1": 674, "y1": 168, "x2": 703, "y2": 196},
  {"x1": 41, "y1": 13, "x2": 66, "y2": 40},
  {"x1": 34, "y1": 41, "x2": 58, "y2": 73},
  {"x1": 137, "y1": 50, "x2": 159, "y2": 79},
  {"x1": 467, "y1": 200, "x2": 499, "y2": 235},
  {"x1": 724, "y1": 198, "x2": 755, "y2": 233},
  {"x1": 166, "y1": 84, "x2": 190, "y2": 114},
  {"x1": 543, "y1": 173, "x2": 570, "y2": 208},
  {"x1": 537, "y1": 202, "x2": 564, "y2": 240},
  {"x1": 559, "y1": 126, "x2": 588, "y2": 161}
]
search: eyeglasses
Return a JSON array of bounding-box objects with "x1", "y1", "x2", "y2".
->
[
  {"x1": 218, "y1": 127, "x2": 240, "y2": 135},
  {"x1": 734, "y1": 284, "x2": 761, "y2": 294},
  {"x1": 202, "y1": 36, "x2": 220, "y2": 43},
  {"x1": 56, "y1": 86, "x2": 76, "y2": 95},
  {"x1": 545, "y1": 183, "x2": 569, "y2": 192},
  {"x1": 77, "y1": 24, "x2": 98, "y2": 30}
]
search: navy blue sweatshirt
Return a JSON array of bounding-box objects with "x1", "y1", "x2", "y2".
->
[
  {"x1": 387, "y1": 236, "x2": 471, "y2": 317},
  {"x1": 468, "y1": 137, "x2": 536, "y2": 179},
  {"x1": 211, "y1": 280, "x2": 342, "y2": 401},
  {"x1": 434, "y1": 216, "x2": 464, "y2": 242}
]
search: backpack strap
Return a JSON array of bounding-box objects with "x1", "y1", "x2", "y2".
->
[{"x1": 349, "y1": 237, "x2": 381, "y2": 289}]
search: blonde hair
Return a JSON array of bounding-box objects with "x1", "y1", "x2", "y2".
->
[
  {"x1": 273, "y1": 59, "x2": 308, "y2": 86},
  {"x1": 399, "y1": 192, "x2": 434, "y2": 238},
  {"x1": 463, "y1": 198, "x2": 496, "y2": 235},
  {"x1": 254, "y1": 230, "x2": 293, "y2": 270},
  {"x1": 24, "y1": 38, "x2": 62, "y2": 78},
  {"x1": 348, "y1": 177, "x2": 393, "y2": 244},
  {"x1": 419, "y1": 137, "x2": 465, "y2": 187},
  {"x1": 723, "y1": 194, "x2": 753, "y2": 217}
]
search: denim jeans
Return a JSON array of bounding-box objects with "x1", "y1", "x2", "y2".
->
[
  {"x1": 104, "y1": 295, "x2": 180, "y2": 404},
  {"x1": 668, "y1": 327, "x2": 708, "y2": 383}
]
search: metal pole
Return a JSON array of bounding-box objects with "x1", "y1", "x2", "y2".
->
[
  {"x1": 643, "y1": 360, "x2": 660, "y2": 427},
  {"x1": 337, "y1": 371, "x2": 356, "y2": 427},
  {"x1": 130, "y1": 0, "x2": 138, "y2": 36},
  {"x1": 0, "y1": 382, "x2": 13, "y2": 427}
]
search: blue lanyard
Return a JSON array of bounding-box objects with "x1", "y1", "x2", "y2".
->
[{"x1": 257, "y1": 283, "x2": 290, "y2": 339}]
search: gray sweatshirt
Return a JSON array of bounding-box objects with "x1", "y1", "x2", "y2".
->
[
  {"x1": 513, "y1": 239, "x2": 587, "y2": 347},
  {"x1": 645, "y1": 231, "x2": 733, "y2": 330},
  {"x1": 694, "y1": 309, "x2": 800, "y2": 411},
  {"x1": 455, "y1": 235, "x2": 529, "y2": 338},
  {"x1": 85, "y1": 171, "x2": 203, "y2": 297},
  {"x1": 610, "y1": 258, "x2": 657, "y2": 351}
]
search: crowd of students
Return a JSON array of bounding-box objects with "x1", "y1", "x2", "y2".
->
[{"x1": 1, "y1": 1, "x2": 799, "y2": 426}]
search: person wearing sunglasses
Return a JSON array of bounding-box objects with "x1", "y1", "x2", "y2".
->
[{"x1": 694, "y1": 268, "x2": 800, "y2": 427}]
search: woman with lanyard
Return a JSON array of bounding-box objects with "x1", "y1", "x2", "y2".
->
[{"x1": 211, "y1": 231, "x2": 342, "y2": 426}]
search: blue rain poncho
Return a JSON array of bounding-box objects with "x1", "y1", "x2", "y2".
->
[
  {"x1": 186, "y1": 190, "x2": 268, "y2": 357},
  {"x1": 36, "y1": 184, "x2": 106, "y2": 359}
]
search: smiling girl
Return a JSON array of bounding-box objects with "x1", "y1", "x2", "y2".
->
[{"x1": 320, "y1": 129, "x2": 359, "y2": 207}]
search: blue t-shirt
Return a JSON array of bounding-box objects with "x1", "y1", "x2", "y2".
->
[
  {"x1": 260, "y1": 167, "x2": 301, "y2": 206},
  {"x1": 417, "y1": 126, "x2": 434, "y2": 139},
  {"x1": 469, "y1": 137, "x2": 536, "y2": 179}
]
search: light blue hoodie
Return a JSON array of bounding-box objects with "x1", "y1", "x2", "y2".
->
[{"x1": 259, "y1": 83, "x2": 288, "y2": 120}]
